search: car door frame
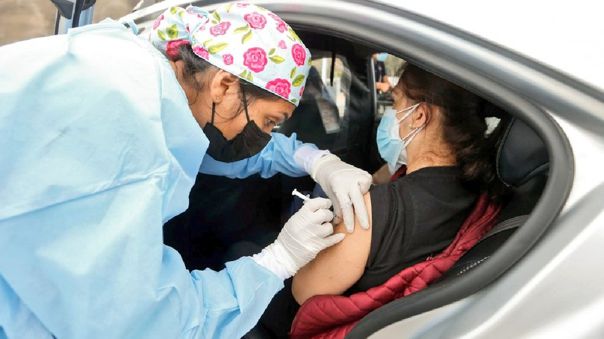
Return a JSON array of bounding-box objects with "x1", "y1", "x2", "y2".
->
[{"x1": 125, "y1": 0, "x2": 592, "y2": 337}]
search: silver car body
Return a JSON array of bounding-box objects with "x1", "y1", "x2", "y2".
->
[{"x1": 122, "y1": 1, "x2": 604, "y2": 337}]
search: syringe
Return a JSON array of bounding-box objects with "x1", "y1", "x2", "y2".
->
[{"x1": 291, "y1": 188, "x2": 310, "y2": 201}]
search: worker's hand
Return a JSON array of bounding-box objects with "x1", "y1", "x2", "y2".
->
[
  {"x1": 311, "y1": 154, "x2": 372, "y2": 232},
  {"x1": 252, "y1": 198, "x2": 344, "y2": 279}
]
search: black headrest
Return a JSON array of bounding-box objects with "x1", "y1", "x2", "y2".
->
[{"x1": 496, "y1": 117, "x2": 549, "y2": 187}]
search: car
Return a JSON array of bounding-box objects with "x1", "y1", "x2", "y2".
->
[{"x1": 55, "y1": 0, "x2": 604, "y2": 337}]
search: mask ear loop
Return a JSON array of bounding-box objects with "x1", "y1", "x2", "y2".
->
[
  {"x1": 401, "y1": 106, "x2": 426, "y2": 145},
  {"x1": 395, "y1": 102, "x2": 421, "y2": 123},
  {"x1": 211, "y1": 84, "x2": 251, "y2": 123},
  {"x1": 397, "y1": 103, "x2": 424, "y2": 143},
  {"x1": 240, "y1": 83, "x2": 251, "y2": 123},
  {"x1": 402, "y1": 124, "x2": 423, "y2": 144},
  {"x1": 211, "y1": 102, "x2": 216, "y2": 124}
]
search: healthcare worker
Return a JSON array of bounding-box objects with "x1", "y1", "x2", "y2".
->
[{"x1": 0, "y1": 3, "x2": 371, "y2": 339}]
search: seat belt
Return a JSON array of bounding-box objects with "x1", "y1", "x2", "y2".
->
[{"x1": 479, "y1": 214, "x2": 529, "y2": 243}]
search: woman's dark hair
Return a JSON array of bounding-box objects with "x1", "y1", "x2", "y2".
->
[
  {"x1": 171, "y1": 44, "x2": 281, "y2": 117},
  {"x1": 399, "y1": 64, "x2": 507, "y2": 201}
]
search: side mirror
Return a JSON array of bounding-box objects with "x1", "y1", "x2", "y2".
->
[{"x1": 51, "y1": 0, "x2": 96, "y2": 34}]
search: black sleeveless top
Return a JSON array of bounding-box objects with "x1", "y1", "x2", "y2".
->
[{"x1": 347, "y1": 166, "x2": 476, "y2": 293}]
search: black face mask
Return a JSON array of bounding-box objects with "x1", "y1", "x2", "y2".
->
[{"x1": 203, "y1": 87, "x2": 271, "y2": 162}]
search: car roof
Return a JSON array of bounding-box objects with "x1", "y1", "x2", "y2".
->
[
  {"x1": 128, "y1": 0, "x2": 604, "y2": 93},
  {"x1": 375, "y1": 0, "x2": 604, "y2": 93}
]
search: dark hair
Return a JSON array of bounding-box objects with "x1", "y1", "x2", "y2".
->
[
  {"x1": 399, "y1": 64, "x2": 506, "y2": 201},
  {"x1": 171, "y1": 44, "x2": 281, "y2": 117}
]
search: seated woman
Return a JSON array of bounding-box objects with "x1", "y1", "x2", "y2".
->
[
  {"x1": 292, "y1": 63, "x2": 502, "y2": 302},
  {"x1": 256, "y1": 63, "x2": 503, "y2": 337}
]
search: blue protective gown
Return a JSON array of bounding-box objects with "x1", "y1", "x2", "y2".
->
[{"x1": 0, "y1": 20, "x2": 305, "y2": 339}]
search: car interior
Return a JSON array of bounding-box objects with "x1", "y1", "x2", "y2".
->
[{"x1": 162, "y1": 28, "x2": 549, "y2": 338}]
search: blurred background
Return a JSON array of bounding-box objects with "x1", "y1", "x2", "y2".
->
[{"x1": 0, "y1": 0, "x2": 161, "y2": 46}]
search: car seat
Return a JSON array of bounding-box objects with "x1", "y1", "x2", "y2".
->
[{"x1": 440, "y1": 116, "x2": 548, "y2": 279}]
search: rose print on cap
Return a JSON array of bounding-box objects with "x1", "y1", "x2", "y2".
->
[
  {"x1": 210, "y1": 21, "x2": 231, "y2": 36},
  {"x1": 165, "y1": 39, "x2": 189, "y2": 60},
  {"x1": 192, "y1": 46, "x2": 209, "y2": 60},
  {"x1": 266, "y1": 78, "x2": 291, "y2": 99},
  {"x1": 268, "y1": 13, "x2": 287, "y2": 33},
  {"x1": 291, "y1": 44, "x2": 306, "y2": 66},
  {"x1": 243, "y1": 47, "x2": 268, "y2": 73},
  {"x1": 244, "y1": 12, "x2": 267, "y2": 29},
  {"x1": 153, "y1": 14, "x2": 164, "y2": 30},
  {"x1": 223, "y1": 54, "x2": 234, "y2": 65}
]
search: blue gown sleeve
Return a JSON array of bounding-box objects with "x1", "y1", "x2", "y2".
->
[
  {"x1": 199, "y1": 132, "x2": 329, "y2": 178},
  {"x1": 0, "y1": 181, "x2": 283, "y2": 339}
]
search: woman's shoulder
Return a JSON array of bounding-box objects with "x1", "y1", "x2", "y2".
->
[
  {"x1": 371, "y1": 166, "x2": 461, "y2": 196},
  {"x1": 404, "y1": 165, "x2": 462, "y2": 179},
  {"x1": 393, "y1": 166, "x2": 464, "y2": 193},
  {"x1": 368, "y1": 165, "x2": 472, "y2": 236}
]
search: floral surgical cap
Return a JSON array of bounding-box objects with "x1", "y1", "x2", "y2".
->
[{"x1": 150, "y1": 2, "x2": 312, "y2": 106}]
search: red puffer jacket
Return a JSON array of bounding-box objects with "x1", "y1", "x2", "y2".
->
[{"x1": 290, "y1": 194, "x2": 500, "y2": 338}]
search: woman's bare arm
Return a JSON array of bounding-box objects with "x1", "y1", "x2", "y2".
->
[{"x1": 292, "y1": 193, "x2": 373, "y2": 305}]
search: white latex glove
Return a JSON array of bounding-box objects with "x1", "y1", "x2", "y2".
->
[
  {"x1": 252, "y1": 198, "x2": 345, "y2": 279},
  {"x1": 311, "y1": 154, "x2": 372, "y2": 232}
]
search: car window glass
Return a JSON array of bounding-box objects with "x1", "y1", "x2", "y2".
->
[
  {"x1": 309, "y1": 55, "x2": 351, "y2": 132},
  {"x1": 276, "y1": 52, "x2": 351, "y2": 133},
  {"x1": 278, "y1": 49, "x2": 373, "y2": 169},
  {"x1": 373, "y1": 53, "x2": 406, "y2": 117}
]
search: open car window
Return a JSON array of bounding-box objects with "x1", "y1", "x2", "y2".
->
[
  {"x1": 373, "y1": 53, "x2": 406, "y2": 116},
  {"x1": 278, "y1": 48, "x2": 374, "y2": 169}
]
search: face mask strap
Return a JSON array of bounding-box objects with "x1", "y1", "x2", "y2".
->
[
  {"x1": 211, "y1": 102, "x2": 216, "y2": 124},
  {"x1": 395, "y1": 102, "x2": 425, "y2": 145},
  {"x1": 395, "y1": 102, "x2": 421, "y2": 123},
  {"x1": 402, "y1": 124, "x2": 422, "y2": 143},
  {"x1": 210, "y1": 85, "x2": 252, "y2": 124},
  {"x1": 240, "y1": 83, "x2": 251, "y2": 123},
  {"x1": 401, "y1": 116, "x2": 427, "y2": 153}
]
